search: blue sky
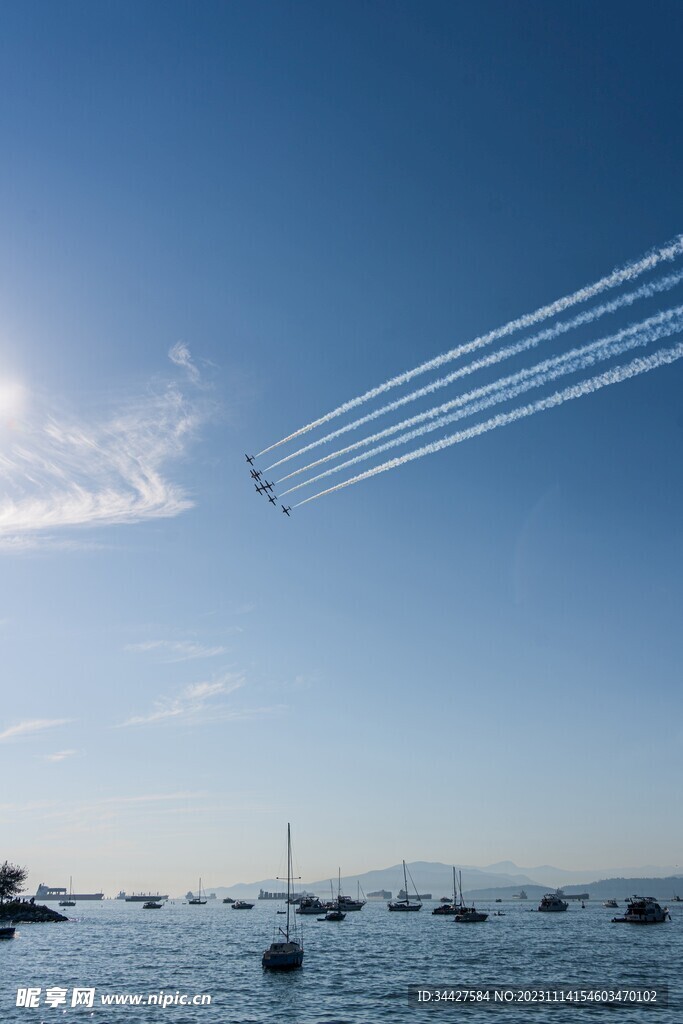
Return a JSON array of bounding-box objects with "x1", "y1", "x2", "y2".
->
[{"x1": 1, "y1": 0, "x2": 682, "y2": 894}]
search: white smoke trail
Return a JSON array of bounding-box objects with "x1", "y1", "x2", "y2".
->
[
  {"x1": 258, "y1": 234, "x2": 683, "y2": 456},
  {"x1": 282, "y1": 305, "x2": 683, "y2": 493},
  {"x1": 293, "y1": 340, "x2": 683, "y2": 506},
  {"x1": 266, "y1": 266, "x2": 683, "y2": 470},
  {"x1": 274, "y1": 296, "x2": 683, "y2": 483}
]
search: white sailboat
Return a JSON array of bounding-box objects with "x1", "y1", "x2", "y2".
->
[
  {"x1": 188, "y1": 878, "x2": 207, "y2": 905},
  {"x1": 388, "y1": 860, "x2": 422, "y2": 911},
  {"x1": 59, "y1": 877, "x2": 76, "y2": 907},
  {"x1": 262, "y1": 824, "x2": 304, "y2": 970}
]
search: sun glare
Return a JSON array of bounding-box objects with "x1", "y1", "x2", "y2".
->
[{"x1": 0, "y1": 379, "x2": 25, "y2": 424}]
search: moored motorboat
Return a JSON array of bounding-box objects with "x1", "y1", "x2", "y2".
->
[
  {"x1": 603, "y1": 899, "x2": 618, "y2": 909},
  {"x1": 612, "y1": 896, "x2": 670, "y2": 924},
  {"x1": 337, "y1": 893, "x2": 365, "y2": 911},
  {"x1": 232, "y1": 900, "x2": 254, "y2": 910},
  {"x1": 455, "y1": 907, "x2": 488, "y2": 922},
  {"x1": 538, "y1": 892, "x2": 569, "y2": 912},
  {"x1": 295, "y1": 897, "x2": 326, "y2": 915},
  {"x1": 142, "y1": 901, "x2": 162, "y2": 909},
  {"x1": 319, "y1": 908, "x2": 346, "y2": 921},
  {"x1": 262, "y1": 824, "x2": 304, "y2": 971},
  {"x1": 0, "y1": 924, "x2": 16, "y2": 939}
]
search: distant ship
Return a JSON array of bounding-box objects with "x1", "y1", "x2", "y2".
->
[
  {"x1": 36, "y1": 883, "x2": 103, "y2": 902},
  {"x1": 512, "y1": 890, "x2": 528, "y2": 899},
  {"x1": 124, "y1": 892, "x2": 169, "y2": 902},
  {"x1": 398, "y1": 889, "x2": 432, "y2": 901},
  {"x1": 557, "y1": 889, "x2": 589, "y2": 901}
]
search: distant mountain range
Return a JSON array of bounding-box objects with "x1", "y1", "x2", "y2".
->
[{"x1": 198, "y1": 860, "x2": 683, "y2": 901}]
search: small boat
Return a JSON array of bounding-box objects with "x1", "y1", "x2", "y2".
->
[
  {"x1": 334, "y1": 877, "x2": 366, "y2": 912},
  {"x1": 59, "y1": 877, "x2": 76, "y2": 907},
  {"x1": 671, "y1": 893, "x2": 682, "y2": 903},
  {"x1": 603, "y1": 899, "x2": 618, "y2": 908},
  {"x1": 222, "y1": 897, "x2": 235, "y2": 904},
  {"x1": 433, "y1": 868, "x2": 460, "y2": 916},
  {"x1": 388, "y1": 861, "x2": 422, "y2": 911},
  {"x1": 0, "y1": 924, "x2": 16, "y2": 939},
  {"x1": 319, "y1": 908, "x2": 346, "y2": 921},
  {"x1": 188, "y1": 878, "x2": 207, "y2": 905},
  {"x1": 320, "y1": 870, "x2": 347, "y2": 921},
  {"x1": 262, "y1": 824, "x2": 304, "y2": 971},
  {"x1": 538, "y1": 891, "x2": 569, "y2": 912},
  {"x1": 455, "y1": 907, "x2": 488, "y2": 922},
  {"x1": 142, "y1": 901, "x2": 163, "y2": 909},
  {"x1": 295, "y1": 896, "x2": 326, "y2": 915},
  {"x1": 453, "y1": 870, "x2": 488, "y2": 922},
  {"x1": 232, "y1": 900, "x2": 254, "y2": 910},
  {"x1": 612, "y1": 896, "x2": 670, "y2": 924},
  {"x1": 495, "y1": 898, "x2": 503, "y2": 903},
  {"x1": 337, "y1": 893, "x2": 365, "y2": 911}
]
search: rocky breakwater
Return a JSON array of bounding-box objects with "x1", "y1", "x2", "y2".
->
[{"x1": 0, "y1": 900, "x2": 68, "y2": 923}]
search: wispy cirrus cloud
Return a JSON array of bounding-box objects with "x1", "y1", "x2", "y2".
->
[
  {"x1": 43, "y1": 749, "x2": 78, "y2": 762},
  {"x1": 0, "y1": 718, "x2": 72, "y2": 743},
  {"x1": 125, "y1": 639, "x2": 229, "y2": 662},
  {"x1": 0, "y1": 349, "x2": 205, "y2": 548},
  {"x1": 119, "y1": 673, "x2": 246, "y2": 727},
  {"x1": 168, "y1": 341, "x2": 201, "y2": 384}
]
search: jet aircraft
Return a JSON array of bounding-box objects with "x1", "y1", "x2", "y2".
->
[
  {"x1": 268, "y1": 494, "x2": 277, "y2": 505},
  {"x1": 263, "y1": 480, "x2": 275, "y2": 493},
  {"x1": 255, "y1": 482, "x2": 268, "y2": 495},
  {"x1": 245, "y1": 454, "x2": 256, "y2": 465},
  {"x1": 250, "y1": 469, "x2": 262, "y2": 480},
  {"x1": 281, "y1": 505, "x2": 292, "y2": 517}
]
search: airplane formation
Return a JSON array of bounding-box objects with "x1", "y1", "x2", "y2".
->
[{"x1": 245, "y1": 455, "x2": 292, "y2": 517}]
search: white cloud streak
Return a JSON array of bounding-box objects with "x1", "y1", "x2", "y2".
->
[
  {"x1": 258, "y1": 233, "x2": 683, "y2": 455},
  {"x1": 118, "y1": 674, "x2": 248, "y2": 727},
  {"x1": 295, "y1": 341, "x2": 683, "y2": 505},
  {"x1": 125, "y1": 640, "x2": 229, "y2": 662},
  {"x1": 0, "y1": 718, "x2": 73, "y2": 743}
]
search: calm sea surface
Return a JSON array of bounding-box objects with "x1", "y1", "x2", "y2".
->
[{"x1": 1, "y1": 898, "x2": 679, "y2": 1023}]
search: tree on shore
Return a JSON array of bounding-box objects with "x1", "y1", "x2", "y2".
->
[{"x1": 0, "y1": 861, "x2": 28, "y2": 902}]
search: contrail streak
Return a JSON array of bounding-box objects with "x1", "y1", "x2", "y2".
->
[
  {"x1": 274, "y1": 274, "x2": 683, "y2": 477},
  {"x1": 293, "y1": 340, "x2": 683, "y2": 506},
  {"x1": 280, "y1": 307, "x2": 683, "y2": 495},
  {"x1": 266, "y1": 266, "x2": 683, "y2": 470},
  {"x1": 258, "y1": 234, "x2": 683, "y2": 456}
]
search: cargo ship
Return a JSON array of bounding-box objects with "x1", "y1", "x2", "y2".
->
[
  {"x1": 124, "y1": 892, "x2": 169, "y2": 902},
  {"x1": 36, "y1": 883, "x2": 104, "y2": 901}
]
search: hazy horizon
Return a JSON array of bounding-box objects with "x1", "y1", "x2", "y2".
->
[{"x1": 2, "y1": 2, "x2": 682, "y2": 896}]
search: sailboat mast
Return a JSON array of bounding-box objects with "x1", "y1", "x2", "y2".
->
[
  {"x1": 286, "y1": 822, "x2": 291, "y2": 938},
  {"x1": 403, "y1": 860, "x2": 408, "y2": 902}
]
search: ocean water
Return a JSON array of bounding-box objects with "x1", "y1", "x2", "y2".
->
[{"x1": 1, "y1": 898, "x2": 679, "y2": 1023}]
